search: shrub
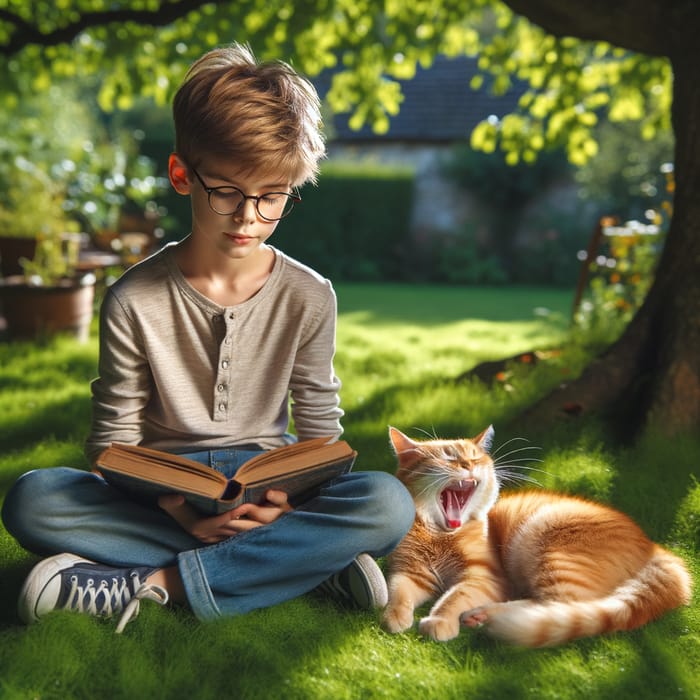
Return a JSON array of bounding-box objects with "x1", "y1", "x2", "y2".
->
[
  {"x1": 279, "y1": 162, "x2": 415, "y2": 281},
  {"x1": 431, "y1": 227, "x2": 509, "y2": 285}
]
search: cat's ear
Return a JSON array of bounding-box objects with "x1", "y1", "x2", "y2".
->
[
  {"x1": 474, "y1": 425, "x2": 495, "y2": 453},
  {"x1": 388, "y1": 426, "x2": 423, "y2": 468}
]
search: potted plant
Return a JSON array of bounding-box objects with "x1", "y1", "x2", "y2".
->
[
  {"x1": 66, "y1": 128, "x2": 167, "y2": 261},
  {"x1": 0, "y1": 167, "x2": 96, "y2": 342}
]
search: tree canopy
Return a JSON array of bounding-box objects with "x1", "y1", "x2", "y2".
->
[{"x1": 0, "y1": 0, "x2": 671, "y2": 166}]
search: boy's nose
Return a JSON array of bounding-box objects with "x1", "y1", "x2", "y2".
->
[{"x1": 234, "y1": 197, "x2": 258, "y2": 222}]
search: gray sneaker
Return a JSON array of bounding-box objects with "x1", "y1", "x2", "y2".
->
[
  {"x1": 316, "y1": 553, "x2": 388, "y2": 609},
  {"x1": 18, "y1": 552, "x2": 168, "y2": 634}
]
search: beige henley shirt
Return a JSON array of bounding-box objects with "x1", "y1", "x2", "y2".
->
[{"x1": 85, "y1": 243, "x2": 343, "y2": 465}]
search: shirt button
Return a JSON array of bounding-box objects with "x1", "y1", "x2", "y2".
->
[
  {"x1": 217, "y1": 384, "x2": 225, "y2": 392},
  {"x1": 222, "y1": 360, "x2": 229, "y2": 369},
  {"x1": 218, "y1": 402, "x2": 226, "y2": 412}
]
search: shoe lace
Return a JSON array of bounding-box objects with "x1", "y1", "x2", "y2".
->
[
  {"x1": 63, "y1": 571, "x2": 168, "y2": 634},
  {"x1": 115, "y1": 582, "x2": 169, "y2": 634}
]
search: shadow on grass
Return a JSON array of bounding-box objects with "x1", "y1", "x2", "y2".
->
[
  {"x1": 0, "y1": 395, "x2": 91, "y2": 455},
  {"x1": 0, "y1": 559, "x2": 32, "y2": 629},
  {"x1": 0, "y1": 354, "x2": 97, "y2": 392},
  {"x1": 336, "y1": 283, "x2": 573, "y2": 326}
]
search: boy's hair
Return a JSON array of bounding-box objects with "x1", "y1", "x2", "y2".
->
[{"x1": 173, "y1": 43, "x2": 325, "y2": 186}]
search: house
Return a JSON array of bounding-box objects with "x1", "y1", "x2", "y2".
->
[{"x1": 314, "y1": 55, "x2": 524, "y2": 239}]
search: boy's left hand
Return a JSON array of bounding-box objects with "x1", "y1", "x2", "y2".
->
[{"x1": 228, "y1": 489, "x2": 294, "y2": 530}]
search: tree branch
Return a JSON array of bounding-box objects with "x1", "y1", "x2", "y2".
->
[
  {"x1": 0, "y1": 0, "x2": 219, "y2": 57},
  {"x1": 501, "y1": 0, "x2": 670, "y2": 56}
]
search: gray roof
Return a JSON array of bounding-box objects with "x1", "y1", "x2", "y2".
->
[{"x1": 315, "y1": 55, "x2": 524, "y2": 143}]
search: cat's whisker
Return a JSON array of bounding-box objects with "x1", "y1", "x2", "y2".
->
[
  {"x1": 494, "y1": 455, "x2": 544, "y2": 465},
  {"x1": 413, "y1": 473, "x2": 454, "y2": 500},
  {"x1": 491, "y1": 437, "x2": 533, "y2": 458},
  {"x1": 492, "y1": 445, "x2": 542, "y2": 463},
  {"x1": 413, "y1": 426, "x2": 439, "y2": 440},
  {"x1": 497, "y1": 471, "x2": 543, "y2": 487},
  {"x1": 494, "y1": 463, "x2": 550, "y2": 476},
  {"x1": 495, "y1": 464, "x2": 545, "y2": 475},
  {"x1": 503, "y1": 472, "x2": 546, "y2": 484}
]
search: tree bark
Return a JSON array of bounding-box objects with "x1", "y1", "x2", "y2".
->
[{"x1": 504, "y1": 0, "x2": 700, "y2": 434}]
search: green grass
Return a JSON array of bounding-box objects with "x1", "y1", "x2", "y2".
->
[{"x1": 0, "y1": 283, "x2": 698, "y2": 700}]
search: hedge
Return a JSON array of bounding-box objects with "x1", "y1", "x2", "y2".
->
[{"x1": 272, "y1": 162, "x2": 415, "y2": 281}]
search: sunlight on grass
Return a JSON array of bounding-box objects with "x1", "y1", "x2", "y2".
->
[{"x1": 0, "y1": 284, "x2": 698, "y2": 700}]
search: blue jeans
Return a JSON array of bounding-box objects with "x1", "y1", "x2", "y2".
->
[{"x1": 1, "y1": 448, "x2": 415, "y2": 621}]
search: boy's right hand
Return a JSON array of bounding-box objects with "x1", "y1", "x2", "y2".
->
[
  {"x1": 158, "y1": 494, "x2": 244, "y2": 543},
  {"x1": 157, "y1": 491, "x2": 291, "y2": 543}
]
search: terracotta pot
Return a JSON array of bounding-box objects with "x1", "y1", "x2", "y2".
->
[
  {"x1": 0, "y1": 236, "x2": 37, "y2": 277},
  {"x1": 0, "y1": 276, "x2": 95, "y2": 342}
]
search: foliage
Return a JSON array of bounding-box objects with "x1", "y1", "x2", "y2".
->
[
  {"x1": 65, "y1": 126, "x2": 167, "y2": 236},
  {"x1": 0, "y1": 79, "x2": 165, "y2": 282},
  {"x1": 469, "y1": 34, "x2": 671, "y2": 165},
  {"x1": 443, "y1": 143, "x2": 571, "y2": 211},
  {"x1": 0, "y1": 284, "x2": 698, "y2": 699},
  {"x1": 441, "y1": 143, "x2": 574, "y2": 282},
  {"x1": 432, "y1": 229, "x2": 509, "y2": 285},
  {"x1": 0, "y1": 161, "x2": 82, "y2": 286},
  {"x1": 574, "y1": 219, "x2": 666, "y2": 339},
  {"x1": 0, "y1": 1, "x2": 678, "y2": 290},
  {"x1": 574, "y1": 165, "x2": 674, "y2": 336},
  {"x1": 0, "y1": 1, "x2": 672, "y2": 167},
  {"x1": 510, "y1": 204, "x2": 594, "y2": 286},
  {"x1": 574, "y1": 121, "x2": 675, "y2": 222},
  {"x1": 0, "y1": 163, "x2": 72, "y2": 241},
  {"x1": 439, "y1": 118, "x2": 676, "y2": 287}
]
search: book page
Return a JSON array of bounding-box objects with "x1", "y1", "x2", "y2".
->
[{"x1": 234, "y1": 438, "x2": 354, "y2": 486}]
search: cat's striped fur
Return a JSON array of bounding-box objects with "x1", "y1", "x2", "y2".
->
[{"x1": 382, "y1": 426, "x2": 692, "y2": 647}]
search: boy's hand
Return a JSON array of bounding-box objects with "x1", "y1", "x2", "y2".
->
[{"x1": 158, "y1": 489, "x2": 292, "y2": 543}]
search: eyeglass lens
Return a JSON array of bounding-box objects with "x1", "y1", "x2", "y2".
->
[{"x1": 209, "y1": 188, "x2": 296, "y2": 220}]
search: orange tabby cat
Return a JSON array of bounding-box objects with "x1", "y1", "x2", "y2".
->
[{"x1": 382, "y1": 426, "x2": 692, "y2": 647}]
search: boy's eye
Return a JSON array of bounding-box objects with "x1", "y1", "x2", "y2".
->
[{"x1": 215, "y1": 188, "x2": 243, "y2": 200}]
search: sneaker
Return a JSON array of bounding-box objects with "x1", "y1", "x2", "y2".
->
[
  {"x1": 18, "y1": 552, "x2": 169, "y2": 634},
  {"x1": 316, "y1": 553, "x2": 388, "y2": 610}
]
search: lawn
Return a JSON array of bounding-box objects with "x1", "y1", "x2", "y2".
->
[{"x1": 0, "y1": 283, "x2": 697, "y2": 700}]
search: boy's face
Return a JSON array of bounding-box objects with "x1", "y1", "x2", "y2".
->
[{"x1": 169, "y1": 153, "x2": 292, "y2": 261}]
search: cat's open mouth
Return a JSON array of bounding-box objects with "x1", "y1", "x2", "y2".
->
[{"x1": 440, "y1": 479, "x2": 477, "y2": 529}]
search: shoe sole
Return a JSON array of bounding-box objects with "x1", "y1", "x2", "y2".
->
[
  {"x1": 346, "y1": 553, "x2": 388, "y2": 609},
  {"x1": 18, "y1": 552, "x2": 95, "y2": 624}
]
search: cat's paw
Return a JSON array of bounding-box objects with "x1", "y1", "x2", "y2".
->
[
  {"x1": 460, "y1": 606, "x2": 489, "y2": 628},
  {"x1": 418, "y1": 614, "x2": 460, "y2": 641},
  {"x1": 382, "y1": 605, "x2": 415, "y2": 634}
]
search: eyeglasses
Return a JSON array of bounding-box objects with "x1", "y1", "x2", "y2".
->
[{"x1": 190, "y1": 167, "x2": 301, "y2": 221}]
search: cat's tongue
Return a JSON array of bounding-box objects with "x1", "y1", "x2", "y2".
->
[{"x1": 440, "y1": 481, "x2": 476, "y2": 529}]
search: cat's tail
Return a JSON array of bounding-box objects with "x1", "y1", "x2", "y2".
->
[{"x1": 466, "y1": 546, "x2": 692, "y2": 647}]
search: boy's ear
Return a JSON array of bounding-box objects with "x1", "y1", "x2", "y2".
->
[{"x1": 168, "y1": 153, "x2": 191, "y2": 195}]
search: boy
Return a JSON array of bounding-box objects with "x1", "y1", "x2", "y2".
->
[{"x1": 2, "y1": 44, "x2": 414, "y2": 632}]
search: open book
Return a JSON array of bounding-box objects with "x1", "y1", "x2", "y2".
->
[{"x1": 96, "y1": 437, "x2": 356, "y2": 515}]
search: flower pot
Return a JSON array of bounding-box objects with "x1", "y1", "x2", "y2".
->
[
  {"x1": 0, "y1": 236, "x2": 38, "y2": 277},
  {"x1": 0, "y1": 276, "x2": 95, "y2": 342}
]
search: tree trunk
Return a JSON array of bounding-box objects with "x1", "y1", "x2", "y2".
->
[{"x1": 503, "y1": 0, "x2": 700, "y2": 435}]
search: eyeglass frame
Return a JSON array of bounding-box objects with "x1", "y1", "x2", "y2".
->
[{"x1": 190, "y1": 166, "x2": 301, "y2": 222}]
